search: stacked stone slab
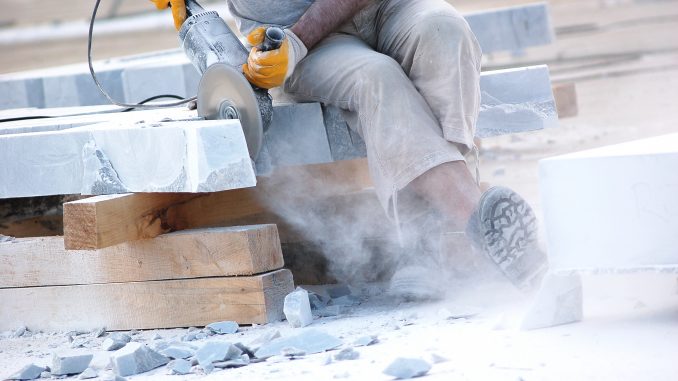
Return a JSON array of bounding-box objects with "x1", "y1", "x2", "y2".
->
[{"x1": 0, "y1": 2, "x2": 554, "y2": 111}]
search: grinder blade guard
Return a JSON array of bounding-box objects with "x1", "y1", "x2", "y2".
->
[{"x1": 179, "y1": 0, "x2": 275, "y2": 159}]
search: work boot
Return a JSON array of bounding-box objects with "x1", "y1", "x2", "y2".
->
[
  {"x1": 388, "y1": 212, "x2": 446, "y2": 301},
  {"x1": 466, "y1": 186, "x2": 548, "y2": 290}
]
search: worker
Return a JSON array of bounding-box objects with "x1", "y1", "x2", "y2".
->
[{"x1": 152, "y1": 0, "x2": 548, "y2": 299}]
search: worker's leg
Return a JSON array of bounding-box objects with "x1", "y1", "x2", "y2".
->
[
  {"x1": 356, "y1": 0, "x2": 484, "y2": 231},
  {"x1": 283, "y1": 34, "x2": 467, "y2": 221}
]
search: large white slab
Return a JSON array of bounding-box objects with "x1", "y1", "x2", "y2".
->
[
  {"x1": 0, "y1": 120, "x2": 255, "y2": 198},
  {"x1": 539, "y1": 133, "x2": 678, "y2": 271}
]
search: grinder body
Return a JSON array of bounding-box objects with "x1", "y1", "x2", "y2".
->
[{"x1": 178, "y1": 0, "x2": 282, "y2": 159}]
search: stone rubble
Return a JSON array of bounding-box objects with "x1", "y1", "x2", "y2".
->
[
  {"x1": 254, "y1": 330, "x2": 343, "y2": 359},
  {"x1": 159, "y1": 346, "x2": 195, "y2": 360},
  {"x1": 101, "y1": 333, "x2": 132, "y2": 351},
  {"x1": 77, "y1": 367, "x2": 98, "y2": 379},
  {"x1": 352, "y1": 335, "x2": 379, "y2": 347},
  {"x1": 110, "y1": 342, "x2": 169, "y2": 377},
  {"x1": 7, "y1": 364, "x2": 46, "y2": 380},
  {"x1": 195, "y1": 341, "x2": 242, "y2": 371},
  {"x1": 334, "y1": 348, "x2": 359, "y2": 361},
  {"x1": 51, "y1": 353, "x2": 93, "y2": 376},
  {"x1": 206, "y1": 321, "x2": 239, "y2": 335},
  {"x1": 284, "y1": 288, "x2": 314, "y2": 328},
  {"x1": 167, "y1": 359, "x2": 192, "y2": 375},
  {"x1": 383, "y1": 358, "x2": 432, "y2": 379}
]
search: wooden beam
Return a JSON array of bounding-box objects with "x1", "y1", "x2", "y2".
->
[
  {"x1": 1, "y1": 225, "x2": 283, "y2": 288},
  {"x1": 0, "y1": 269, "x2": 294, "y2": 331},
  {"x1": 63, "y1": 159, "x2": 372, "y2": 250},
  {"x1": 552, "y1": 82, "x2": 579, "y2": 119}
]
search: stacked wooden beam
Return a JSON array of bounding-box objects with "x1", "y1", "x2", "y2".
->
[{"x1": 0, "y1": 225, "x2": 294, "y2": 331}]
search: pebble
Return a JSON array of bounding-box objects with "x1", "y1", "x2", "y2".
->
[
  {"x1": 52, "y1": 353, "x2": 93, "y2": 376},
  {"x1": 283, "y1": 289, "x2": 313, "y2": 328},
  {"x1": 40, "y1": 371, "x2": 51, "y2": 379},
  {"x1": 326, "y1": 285, "x2": 352, "y2": 299},
  {"x1": 426, "y1": 353, "x2": 448, "y2": 364},
  {"x1": 334, "y1": 348, "x2": 359, "y2": 361},
  {"x1": 281, "y1": 347, "x2": 306, "y2": 357},
  {"x1": 383, "y1": 358, "x2": 431, "y2": 379},
  {"x1": 206, "y1": 321, "x2": 239, "y2": 335},
  {"x1": 352, "y1": 335, "x2": 379, "y2": 347}
]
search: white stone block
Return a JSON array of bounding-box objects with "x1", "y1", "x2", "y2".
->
[
  {"x1": 283, "y1": 288, "x2": 313, "y2": 328},
  {"x1": 0, "y1": 119, "x2": 255, "y2": 198},
  {"x1": 540, "y1": 133, "x2": 678, "y2": 271},
  {"x1": 122, "y1": 63, "x2": 187, "y2": 104},
  {"x1": 477, "y1": 65, "x2": 558, "y2": 138}
]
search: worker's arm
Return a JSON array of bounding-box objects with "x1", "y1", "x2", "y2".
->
[
  {"x1": 290, "y1": 0, "x2": 373, "y2": 50},
  {"x1": 244, "y1": 0, "x2": 372, "y2": 89}
]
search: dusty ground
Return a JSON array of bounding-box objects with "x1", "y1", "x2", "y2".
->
[{"x1": 1, "y1": 0, "x2": 678, "y2": 380}]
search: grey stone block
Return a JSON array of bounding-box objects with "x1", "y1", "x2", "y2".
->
[
  {"x1": 263, "y1": 103, "x2": 333, "y2": 167},
  {"x1": 0, "y1": 80, "x2": 29, "y2": 110},
  {"x1": 52, "y1": 353, "x2": 93, "y2": 376},
  {"x1": 465, "y1": 2, "x2": 553, "y2": 54},
  {"x1": 111, "y1": 342, "x2": 169, "y2": 377},
  {"x1": 7, "y1": 364, "x2": 46, "y2": 380},
  {"x1": 182, "y1": 63, "x2": 201, "y2": 98},
  {"x1": 122, "y1": 64, "x2": 187, "y2": 104},
  {"x1": 247, "y1": 330, "x2": 281, "y2": 352},
  {"x1": 101, "y1": 333, "x2": 131, "y2": 351},
  {"x1": 43, "y1": 75, "x2": 80, "y2": 109},
  {"x1": 205, "y1": 321, "x2": 239, "y2": 335},
  {"x1": 254, "y1": 330, "x2": 342, "y2": 359},
  {"x1": 167, "y1": 359, "x2": 192, "y2": 375},
  {"x1": 283, "y1": 288, "x2": 313, "y2": 328},
  {"x1": 75, "y1": 70, "x2": 125, "y2": 107},
  {"x1": 322, "y1": 105, "x2": 366, "y2": 162},
  {"x1": 383, "y1": 358, "x2": 432, "y2": 379}
]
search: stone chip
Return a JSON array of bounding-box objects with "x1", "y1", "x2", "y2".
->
[{"x1": 52, "y1": 353, "x2": 93, "y2": 376}]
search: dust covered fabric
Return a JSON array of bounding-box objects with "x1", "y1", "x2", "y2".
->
[{"x1": 226, "y1": 0, "x2": 315, "y2": 35}]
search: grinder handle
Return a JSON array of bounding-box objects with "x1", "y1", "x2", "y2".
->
[{"x1": 261, "y1": 27, "x2": 285, "y2": 52}]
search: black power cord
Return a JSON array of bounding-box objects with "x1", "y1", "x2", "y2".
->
[{"x1": 0, "y1": 0, "x2": 196, "y2": 124}]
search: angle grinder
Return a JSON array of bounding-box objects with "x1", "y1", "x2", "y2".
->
[{"x1": 178, "y1": 0, "x2": 285, "y2": 159}]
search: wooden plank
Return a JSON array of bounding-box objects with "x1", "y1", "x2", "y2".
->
[
  {"x1": 0, "y1": 269, "x2": 294, "y2": 331},
  {"x1": 64, "y1": 159, "x2": 372, "y2": 250},
  {"x1": 1, "y1": 225, "x2": 283, "y2": 288},
  {"x1": 552, "y1": 82, "x2": 579, "y2": 119}
]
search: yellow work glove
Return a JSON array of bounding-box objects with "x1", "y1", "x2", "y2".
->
[
  {"x1": 243, "y1": 27, "x2": 308, "y2": 89},
  {"x1": 150, "y1": 0, "x2": 186, "y2": 31}
]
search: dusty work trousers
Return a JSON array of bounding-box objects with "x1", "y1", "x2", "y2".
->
[{"x1": 282, "y1": 0, "x2": 483, "y2": 219}]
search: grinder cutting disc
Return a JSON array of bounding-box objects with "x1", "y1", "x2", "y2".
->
[{"x1": 197, "y1": 63, "x2": 263, "y2": 158}]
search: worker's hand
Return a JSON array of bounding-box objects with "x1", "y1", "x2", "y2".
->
[
  {"x1": 243, "y1": 27, "x2": 308, "y2": 89},
  {"x1": 150, "y1": 0, "x2": 186, "y2": 31}
]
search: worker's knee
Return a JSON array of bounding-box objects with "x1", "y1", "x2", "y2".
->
[
  {"x1": 357, "y1": 55, "x2": 408, "y2": 93},
  {"x1": 408, "y1": 12, "x2": 481, "y2": 61}
]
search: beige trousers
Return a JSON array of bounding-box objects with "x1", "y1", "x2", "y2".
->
[{"x1": 283, "y1": 0, "x2": 482, "y2": 218}]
